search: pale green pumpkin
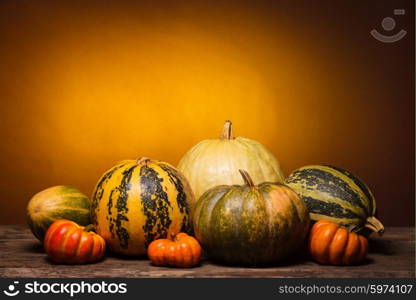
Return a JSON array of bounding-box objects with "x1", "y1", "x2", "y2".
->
[{"x1": 178, "y1": 121, "x2": 285, "y2": 200}]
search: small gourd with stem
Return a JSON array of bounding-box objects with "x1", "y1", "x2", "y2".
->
[
  {"x1": 308, "y1": 220, "x2": 369, "y2": 265},
  {"x1": 147, "y1": 232, "x2": 202, "y2": 268}
]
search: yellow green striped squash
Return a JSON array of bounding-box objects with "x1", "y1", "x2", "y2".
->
[
  {"x1": 91, "y1": 158, "x2": 194, "y2": 256},
  {"x1": 27, "y1": 186, "x2": 90, "y2": 242},
  {"x1": 286, "y1": 165, "x2": 384, "y2": 235}
]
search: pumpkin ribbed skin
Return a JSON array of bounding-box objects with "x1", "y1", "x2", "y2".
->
[
  {"x1": 27, "y1": 186, "x2": 90, "y2": 242},
  {"x1": 91, "y1": 158, "x2": 194, "y2": 256},
  {"x1": 44, "y1": 220, "x2": 105, "y2": 264},
  {"x1": 193, "y1": 170, "x2": 310, "y2": 266},
  {"x1": 178, "y1": 121, "x2": 285, "y2": 200},
  {"x1": 308, "y1": 220, "x2": 368, "y2": 265},
  {"x1": 286, "y1": 165, "x2": 384, "y2": 236},
  {"x1": 147, "y1": 233, "x2": 202, "y2": 268}
]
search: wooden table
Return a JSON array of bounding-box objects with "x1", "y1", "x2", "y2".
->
[{"x1": 0, "y1": 225, "x2": 414, "y2": 278}]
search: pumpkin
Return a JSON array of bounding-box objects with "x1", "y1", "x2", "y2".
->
[
  {"x1": 178, "y1": 120, "x2": 285, "y2": 200},
  {"x1": 44, "y1": 219, "x2": 105, "y2": 264},
  {"x1": 308, "y1": 220, "x2": 368, "y2": 265},
  {"x1": 27, "y1": 186, "x2": 90, "y2": 242},
  {"x1": 193, "y1": 170, "x2": 310, "y2": 266},
  {"x1": 286, "y1": 165, "x2": 384, "y2": 236},
  {"x1": 147, "y1": 233, "x2": 202, "y2": 267},
  {"x1": 91, "y1": 157, "x2": 194, "y2": 256}
]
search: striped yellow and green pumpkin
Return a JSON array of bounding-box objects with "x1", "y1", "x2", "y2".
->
[
  {"x1": 27, "y1": 186, "x2": 90, "y2": 242},
  {"x1": 91, "y1": 158, "x2": 194, "y2": 256},
  {"x1": 193, "y1": 170, "x2": 310, "y2": 266},
  {"x1": 286, "y1": 165, "x2": 384, "y2": 236}
]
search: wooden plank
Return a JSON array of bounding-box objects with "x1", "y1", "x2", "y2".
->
[{"x1": 0, "y1": 225, "x2": 414, "y2": 278}]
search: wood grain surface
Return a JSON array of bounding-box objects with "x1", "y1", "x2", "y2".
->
[{"x1": 0, "y1": 225, "x2": 414, "y2": 278}]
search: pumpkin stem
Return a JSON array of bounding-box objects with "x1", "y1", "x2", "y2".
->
[
  {"x1": 136, "y1": 157, "x2": 150, "y2": 164},
  {"x1": 239, "y1": 169, "x2": 255, "y2": 188},
  {"x1": 220, "y1": 120, "x2": 234, "y2": 140},
  {"x1": 170, "y1": 232, "x2": 178, "y2": 241},
  {"x1": 84, "y1": 224, "x2": 96, "y2": 233},
  {"x1": 347, "y1": 224, "x2": 359, "y2": 233},
  {"x1": 365, "y1": 216, "x2": 384, "y2": 236}
]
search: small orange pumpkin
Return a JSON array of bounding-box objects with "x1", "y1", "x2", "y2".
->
[
  {"x1": 44, "y1": 219, "x2": 106, "y2": 264},
  {"x1": 147, "y1": 233, "x2": 201, "y2": 268},
  {"x1": 308, "y1": 220, "x2": 368, "y2": 265}
]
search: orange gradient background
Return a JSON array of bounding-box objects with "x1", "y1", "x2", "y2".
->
[{"x1": 0, "y1": 0, "x2": 414, "y2": 226}]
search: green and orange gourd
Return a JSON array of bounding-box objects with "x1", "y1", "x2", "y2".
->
[
  {"x1": 27, "y1": 186, "x2": 90, "y2": 242},
  {"x1": 193, "y1": 170, "x2": 310, "y2": 266}
]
